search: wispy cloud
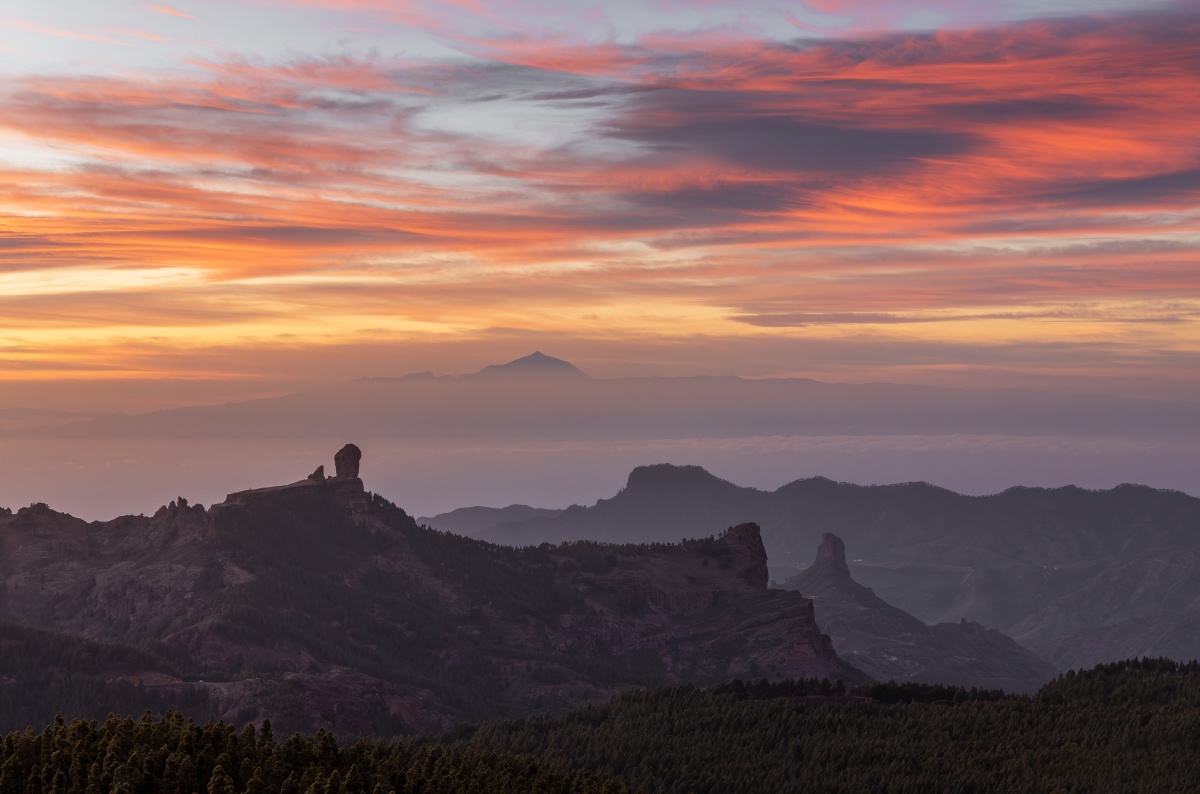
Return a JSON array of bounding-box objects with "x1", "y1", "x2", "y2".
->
[
  {"x1": 145, "y1": 4, "x2": 194, "y2": 20},
  {"x1": 0, "y1": 17, "x2": 131, "y2": 46}
]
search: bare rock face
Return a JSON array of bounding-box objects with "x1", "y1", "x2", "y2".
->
[
  {"x1": 334, "y1": 444, "x2": 362, "y2": 479},
  {"x1": 723, "y1": 522, "x2": 769, "y2": 589},
  {"x1": 308, "y1": 465, "x2": 325, "y2": 481},
  {"x1": 814, "y1": 532, "x2": 849, "y2": 574}
]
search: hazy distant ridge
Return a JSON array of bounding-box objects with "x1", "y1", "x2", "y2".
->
[
  {"x1": 12, "y1": 353, "x2": 1199, "y2": 440},
  {"x1": 457, "y1": 463, "x2": 1200, "y2": 671}
]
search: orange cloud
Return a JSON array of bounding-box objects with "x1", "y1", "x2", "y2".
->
[{"x1": 1, "y1": 11, "x2": 1198, "y2": 398}]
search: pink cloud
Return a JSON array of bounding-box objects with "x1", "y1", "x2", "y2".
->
[{"x1": 145, "y1": 3, "x2": 195, "y2": 20}]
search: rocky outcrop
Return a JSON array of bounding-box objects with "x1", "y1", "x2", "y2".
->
[
  {"x1": 784, "y1": 534, "x2": 1056, "y2": 692},
  {"x1": 334, "y1": 443, "x2": 361, "y2": 478},
  {"x1": 545, "y1": 525, "x2": 860, "y2": 685},
  {"x1": 308, "y1": 465, "x2": 325, "y2": 480},
  {"x1": 0, "y1": 447, "x2": 863, "y2": 733},
  {"x1": 813, "y1": 532, "x2": 849, "y2": 574},
  {"x1": 724, "y1": 523, "x2": 770, "y2": 589}
]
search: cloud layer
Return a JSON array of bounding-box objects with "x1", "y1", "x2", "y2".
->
[{"x1": 1, "y1": 6, "x2": 1198, "y2": 404}]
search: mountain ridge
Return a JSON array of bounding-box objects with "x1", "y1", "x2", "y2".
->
[
  {"x1": 451, "y1": 463, "x2": 1200, "y2": 671},
  {"x1": 0, "y1": 446, "x2": 863, "y2": 733}
]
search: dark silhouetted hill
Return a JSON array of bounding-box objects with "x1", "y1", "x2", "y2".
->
[{"x1": 0, "y1": 447, "x2": 861, "y2": 734}]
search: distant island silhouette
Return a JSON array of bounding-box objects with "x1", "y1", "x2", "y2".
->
[{"x1": 469, "y1": 351, "x2": 589, "y2": 379}]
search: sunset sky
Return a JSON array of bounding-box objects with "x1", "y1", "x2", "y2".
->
[{"x1": 2, "y1": 0, "x2": 1199, "y2": 412}]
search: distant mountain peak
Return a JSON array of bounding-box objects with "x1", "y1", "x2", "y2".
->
[
  {"x1": 472, "y1": 351, "x2": 589, "y2": 379},
  {"x1": 624, "y1": 463, "x2": 730, "y2": 492}
]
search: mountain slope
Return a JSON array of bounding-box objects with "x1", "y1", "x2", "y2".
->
[
  {"x1": 419, "y1": 504, "x2": 563, "y2": 536},
  {"x1": 470, "y1": 464, "x2": 1200, "y2": 670},
  {"x1": 0, "y1": 447, "x2": 862, "y2": 734},
  {"x1": 782, "y1": 533, "x2": 1056, "y2": 692},
  {"x1": 0, "y1": 621, "x2": 216, "y2": 731}
]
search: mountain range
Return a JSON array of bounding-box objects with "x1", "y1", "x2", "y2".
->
[
  {"x1": 0, "y1": 446, "x2": 862, "y2": 734},
  {"x1": 422, "y1": 463, "x2": 1200, "y2": 671}
]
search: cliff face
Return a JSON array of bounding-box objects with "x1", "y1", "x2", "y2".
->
[
  {"x1": 785, "y1": 534, "x2": 1057, "y2": 693},
  {"x1": 722, "y1": 521, "x2": 770, "y2": 589},
  {"x1": 0, "y1": 450, "x2": 860, "y2": 734}
]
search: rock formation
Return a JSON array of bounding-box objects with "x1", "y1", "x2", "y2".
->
[
  {"x1": 813, "y1": 532, "x2": 849, "y2": 574},
  {"x1": 472, "y1": 464, "x2": 1200, "y2": 671},
  {"x1": 784, "y1": 533, "x2": 1056, "y2": 692},
  {"x1": 724, "y1": 522, "x2": 770, "y2": 589},
  {"x1": 308, "y1": 465, "x2": 325, "y2": 481},
  {"x1": 334, "y1": 443, "x2": 361, "y2": 478},
  {"x1": 0, "y1": 467, "x2": 861, "y2": 734}
]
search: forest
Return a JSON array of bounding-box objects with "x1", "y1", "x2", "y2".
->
[
  {"x1": 2, "y1": 659, "x2": 1198, "y2": 792},
  {"x1": 451, "y1": 658, "x2": 1200, "y2": 792},
  {"x1": 0, "y1": 713, "x2": 629, "y2": 794}
]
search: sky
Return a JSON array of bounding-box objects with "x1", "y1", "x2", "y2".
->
[{"x1": 2, "y1": 0, "x2": 1200, "y2": 412}]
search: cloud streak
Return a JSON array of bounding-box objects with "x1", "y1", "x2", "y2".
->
[
  {"x1": 0, "y1": 17, "x2": 132, "y2": 46},
  {"x1": 145, "y1": 4, "x2": 194, "y2": 20}
]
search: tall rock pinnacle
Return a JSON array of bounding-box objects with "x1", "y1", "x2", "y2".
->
[
  {"x1": 334, "y1": 444, "x2": 362, "y2": 479},
  {"x1": 813, "y1": 532, "x2": 850, "y2": 575}
]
